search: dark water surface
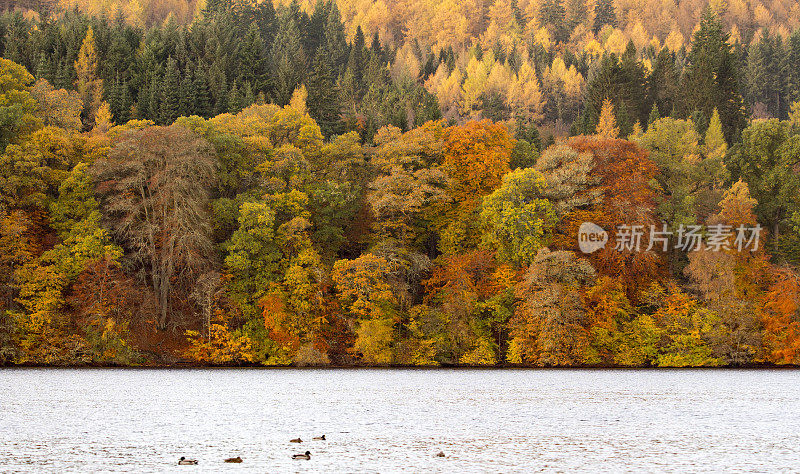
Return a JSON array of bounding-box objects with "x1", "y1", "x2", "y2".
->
[{"x1": 1, "y1": 368, "x2": 799, "y2": 472}]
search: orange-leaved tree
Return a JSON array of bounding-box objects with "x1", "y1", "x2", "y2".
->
[
  {"x1": 435, "y1": 120, "x2": 513, "y2": 255},
  {"x1": 761, "y1": 268, "x2": 800, "y2": 364},
  {"x1": 563, "y1": 136, "x2": 664, "y2": 300}
]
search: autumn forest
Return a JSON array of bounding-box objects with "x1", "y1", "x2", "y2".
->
[{"x1": 0, "y1": 0, "x2": 799, "y2": 367}]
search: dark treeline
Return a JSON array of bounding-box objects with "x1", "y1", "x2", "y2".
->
[
  {"x1": 0, "y1": 0, "x2": 441, "y2": 139},
  {"x1": 1, "y1": 1, "x2": 799, "y2": 142}
]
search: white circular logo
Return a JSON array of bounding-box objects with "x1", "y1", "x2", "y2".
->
[{"x1": 578, "y1": 222, "x2": 608, "y2": 254}]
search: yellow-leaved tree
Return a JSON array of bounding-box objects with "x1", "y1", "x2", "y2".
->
[
  {"x1": 332, "y1": 253, "x2": 398, "y2": 364},
  {"x1": 74, "y1": 27, "x2": 104, "y2": 129},
  {"x1": 595, "y1": 97, "x2": 619, "y2": 138},
  {"x1": 507, "y1": 61, "x2": 546, "y2": 123}
]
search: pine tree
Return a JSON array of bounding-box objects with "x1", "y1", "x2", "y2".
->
[
  {"x1": 786, "y1": 29, "x2": 800, "y2": 112},
  {"x1": 227, "y1": 80, "x2": 242, "y2": 114},
  {"x1": 352, "y1": 25, "x2": 366, "y2": 77},
  {"x1": 650, "y1": 48, "x2": 680, "y2": 118},
  {"x1": 566, "y1": 0, "x2": 588, "y2": 30},
  {"x1": 681, "y1": 8, "x2": 746, "y2": 142},
  {"x1": 307, "y1": 0, "x2": 331, "y2": 54},
  {"x1": 271, "y1": 8, "x2": 307, "y2": 105},
  {"x1": 584, "y1": 48, "x2": 648, "y2": 131},
  {"x1": 593, "y1": 0, "x2": 617, "y2": 33},
  {"x1": 242, "y1": 81, "x2": 255, "y2": 109},
  {"x1": 323, "y1": 2, "x2": 348, "y2": 72},
  {"x1": 1, "y1": 14, "x2": 29, "y2": 67},
  {"x1": 338, "y1": 65, "x2": 359, "y2": 117},
  {"x1": 370, "y1": 32, "x2": 384, "y2": 63},
  {"x1": 149, "y1": 76, "x2": 162, "y2": 122},
  {"x1": 179, "y1": 71, "x2": 196, "y2": 117},
  {"x1": 55, "y1": 59, "x2": 71, "y2": 90},
  {"x1": 422, "y1": 53, "x2": 437, "y2": 79},
  {"x1": 574, "y1": 100, "x2": 599, "y2": 135},
  {"x1": 745, "y1": 30, "x2": 782, "y2": 118},
  {"x1": 344, "y1": 27, "x2": 366, "y2": 100},
  {"x1": 34, "y1": 52, "x2": 52, "y2": 82},
  {"x1": 691, "y1": 109, "x2": 709, "y2": 137},
  {"x1": 539, "y1": 0, "x2": 566, "y2": 33},
  {"x1": 516, "y1": 121, "x2": 542, "y2": 152},
  {"x1": 110, "y1": 74, "x2": 131, "y2": 123},
  {"x1": 619, "y1": 41, "x2": 649, "y2": 124},
  {"x1": 616, "y1": 100, "x2": 632, "y2": 136},
  {"x1": 110, "y1": 75, "x2": 122, "y2": 119},
  {"x1": 136, "y1": 79, "x2": 151, "y2": 120},
  {"x1": 256, "y1": 0, "x2": 278, "y2": 48},
  {"x1": 212, "y1": 68, "x2": 229, "y2": 116},
  {"x1": 596, "y1": 97, "x2": 619, "y2": 138},
  {"x1": 446, "y1": 47, "x2": 457, "y2": 73},
  {"x1": 773, "y1": 34, "x2": 787, "y2": 118},
  {"x1": 237, "y1": 23, "x2": 268, "y2": 92},
  {"x1": 119, "y1": 83, "x2": 131, "y2": 123},
  {"x1": 160, "y1": 57, "x2": 181, "y2": 125},
  {"x1": 307, "y1": 51, "x2": 341, "y2": 137},
  {"x1": 105, "y1": 30, "x2": 134, "y2": 82},
  {"x1": 648, "y1": 103, "x2": 660, "y2": 126},
  {"x1": 203, "y1": 0, "x2": 234, "y2": 18},
  {"x1": 193, "y1": 66, "x2": 213, "y2": 118}
]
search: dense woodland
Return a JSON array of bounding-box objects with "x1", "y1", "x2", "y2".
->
[{"x1": 0, "y1": 0, "x2": 799, "y2": 366}]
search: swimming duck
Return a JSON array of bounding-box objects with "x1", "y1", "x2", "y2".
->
[
  {"x1": 312, "y1": 435, "x2": 326, "y2": 441},
  {"x1": 436, "y1": 451, "x2": 446, "y2": 458},
  {"x1": 178, "y1": 457, "x2": 198, "y2": 465},
  {"x1": 292, "y1": 451, "x2": 311, "y2": 460},
  {"x1": 224, "y1": 457, "x2": 243, "y2": 463},
  {"x1": 290, "y1": 438, "x2": 303, "y2": 443}
]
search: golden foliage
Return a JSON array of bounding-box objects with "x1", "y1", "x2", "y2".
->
[{"x1": 595, "y1": 97, "x2": 619, "y2": 138}]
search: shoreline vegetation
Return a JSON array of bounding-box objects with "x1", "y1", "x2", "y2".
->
[
  {"x1": 3, "y1": 362, "x2": 800, "y2": 369},
  {"x1": 4, "y1": 357, "x2": 800, "y2": 368},
  {"x1": 1, "y1": 0, "x2": 800, "y2": 369}
]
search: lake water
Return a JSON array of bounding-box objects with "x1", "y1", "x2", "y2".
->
[{"x1": 1, "y1": 369, "x2": 799, "y2": 472}]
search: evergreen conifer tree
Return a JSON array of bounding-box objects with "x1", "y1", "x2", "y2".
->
[
  {"x1": 271, "y1": 8, "x2": 307, "y2": 105},
  {"x1": 228, "y1": 80, "x2": 242, "y2": 114},
  {"x1": 159, "y1": 57, "x2": 181, "y2": 124},
  {"x1": 593, "y1": 0, "x2": 617, "y2": 33},
  {"x1": 194, "y1": 66, "x2": 213, "y2": 118},
  {"x1": 308, "y1": 51, "x2": 341, "y2": 137},
  {"x1": 681, "y1": 8, "x2": 746, "y2": 142},
  {"x1": 648, "y1": 103, "x2": 660, "y2": 127},
  {"x1": 179, "y1": 71, "x2": 196, "y2": 116}
]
